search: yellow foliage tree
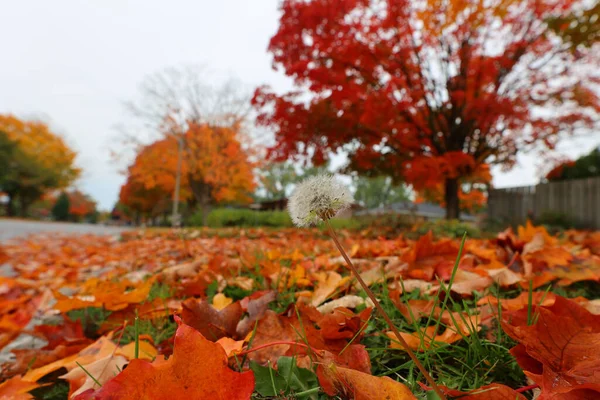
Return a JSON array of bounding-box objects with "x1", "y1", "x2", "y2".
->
[{"x1": 0, "y1": 114, "x2": 80, "y2": 216}]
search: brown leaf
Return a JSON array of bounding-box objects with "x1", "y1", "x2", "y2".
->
[
  {"x1": 181, "y1": 297, "x2": 243, "y2": 341},
  {"x1": 236, "y1": 290, "x2": 276, "y2": 337}
]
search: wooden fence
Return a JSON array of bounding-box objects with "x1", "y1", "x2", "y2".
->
[{"x1": 488, "y1": 177, "x2": 600, "y2": 229}]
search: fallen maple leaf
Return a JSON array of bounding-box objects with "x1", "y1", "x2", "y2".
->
[
  {"x1": 518, "y1": 221, "x2": 557, "y2": 245},
  {"x1": 0, "y1": 375, "x2": 38, "y2": 400},
  {"x1": 247, "y1": 310, "x2": 299, "y2": 366},
  {"x1": 485, "y1": 266, "x2": 523, "y2": 286},
  {"x1": 317, "y1": 363, "x2": 416, "y2": 399},
  {"x1": 236, "y1": 290, "x2": 276, "y2": 337},
  {"x1": 311, "y1": 270, "x2": 349, "y2": 307},
  {"x1": 477, "y1": 291, "x2": 556, "y2": 311},
  {"x1": 23, "y1": 335, "x2": 118, "y2": 383},
  {"x1": 249, "y1": 307, "x2": 372, "y2": 373},
  {"x1": 316, "y1": 294, "x2": 373, "y2": 314},
  {"x1": 74, "y1": 321, "x2": 254, "y2": 400},
  {"x1": 53, "y1": 278, "x2": 155, "y2": 312},
  {"x1": 423, "y1": 383, "x2": 527, "y2": 399},
  {"x1": 403, "y1": 232, "x2": 459, "y2": 281},
  {"x1": 181, "y1": 297, "x2": 243, "y2": 340},
  {"x1": 317, "y1": 306, "x2": 371, "y2": 340},
  {"x1": 387, "y1": 298, "x2": 480, "y2": 350},
  {"x1": 216, "y1": 336, "x2": 245, "y2": 357},
  {"x1": 502, "y1": 296, "x2": 600, "y2": 399},
  {"x1": 212, "y1": 293, "x2": 233, "y2": 310},
  {"x1": 4, "y1": 343, "x2": 89, "y2": 379},
  {"x1": 61, "y1": 354, "x2": 128, "y2": 398},
  {"x1": 33, "y1": 319, "x2": 88, "y2": 349},
  {"x1": 449, "y1": 269, "x2": 493, "y2": 295},
  {"x1": 116, "y1": 340, "x2": 157, "y2": 361}
]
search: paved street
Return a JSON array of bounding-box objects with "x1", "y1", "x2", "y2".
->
[{"x1": 0, "y1": 218, "x2": 132, "y2": 242}]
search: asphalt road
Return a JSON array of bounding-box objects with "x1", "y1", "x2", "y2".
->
[{"x1": 0, "y1": 218, "x2": 132, "y2": 242}]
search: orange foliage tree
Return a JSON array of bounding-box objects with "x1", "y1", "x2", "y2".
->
[
  {"x1": 66, "y1": 190, "x2": 97, "y2": 220},
  {"x1": 119, "y1": 137, "x2": 185, "y2": 220},
  {"x1": 30, "y1": 190, "x2": 96, "y2": 220},
  {"x1": 120, "y1": 66, "x2": 256, "y2": 225},
  {"x1": 120, "y1": 123, "x2": 256, "y2": 224},
  {"x1": 0, "y1": 114, "x2": 80, "y2": 216}
]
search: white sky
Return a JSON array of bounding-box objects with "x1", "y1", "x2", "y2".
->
[{"x1": 1, "y1": 0, "x2": 598, "y2": 210}]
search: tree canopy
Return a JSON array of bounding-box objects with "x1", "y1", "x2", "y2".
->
[
  {"x1": 253, "y1": 0, "x2": 600, "y2": 218},
  {"x1": 51, "y1": 192, "x2": 70, "y2": 222},
  {"x1": 120, "y1": 123, "x2": 256, "y2": 224},
  {"x1": 0, "y1": 115, "x2": 80, "y2": 216},
  {"x1": 353, "y1": 175, "x2": 410, "y2": 209},
  {"x1": 546, "y1": 146, "x2": 600, "y2": 181}
]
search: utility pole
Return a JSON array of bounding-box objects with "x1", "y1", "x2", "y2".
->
[{"x1": 171, "y1": 134, "x2": 184, "y2": 227}]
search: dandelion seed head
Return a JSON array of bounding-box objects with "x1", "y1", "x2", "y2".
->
[{"x1": 288, "y1": 174, "x2": 353, "y2": 227}]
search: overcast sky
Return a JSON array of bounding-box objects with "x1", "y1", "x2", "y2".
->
[{"x1": 1, "y1": 0, "x2": 598, "y2": 210}]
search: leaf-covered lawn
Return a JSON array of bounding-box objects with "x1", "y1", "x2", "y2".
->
[{"x1": 1, "y1": 223, "x2": 600, "y2": 399}]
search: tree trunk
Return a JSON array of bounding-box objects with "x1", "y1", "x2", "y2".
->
[
  {"x1": 18, "y1": 194, "x2": 30, "y2": 218},
  {"x1": 189, "y1": 176, "x2": 213, "y2": 227},
  {"x1": 6, "y1": 195, "x2": 15, "y2": 217},
  {"x1": 444, "y1": 178, "x2": 460, "y2": 220}
]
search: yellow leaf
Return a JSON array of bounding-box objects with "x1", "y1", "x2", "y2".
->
[
  {"x1": 117, "y1": 340, "x2": 158, "y2": 361},
  {"x1": 212, "y1": 293, "x2": 233, "y2": 311}
]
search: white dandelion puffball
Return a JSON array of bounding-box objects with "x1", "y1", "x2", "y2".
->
[{"x1": 288, "y1": 174, "x2": 353, "y2": 227}]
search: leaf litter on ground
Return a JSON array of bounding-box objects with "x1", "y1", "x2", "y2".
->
[{"x1": 0, "y1": 222, "x2": 599, "y2": 398}]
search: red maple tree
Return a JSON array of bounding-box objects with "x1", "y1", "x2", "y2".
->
[
  {"x1": 253, "y1": 0, "x2": 600, "y2": 218},
  {"x1": 66, "y1": 190, "x2": 97, "y2": 219}
]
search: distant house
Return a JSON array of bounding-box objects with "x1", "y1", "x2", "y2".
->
[{"x1": 355, "y1": 201, "x2": 476, "y2": 222}]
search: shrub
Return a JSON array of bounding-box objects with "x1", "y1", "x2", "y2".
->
[
  {"x1": 535, "y1": 211, "x2": 579, "y2": 231},
  {"x1": 51, "y1": 192, "x2": 70, "y2": 221},
  {"x1": 355, "y1": 213, "x2": 416, "y2": 230},
  {"x1": 325, "y1": 217, "x2": 362, "y2": 230},
  {"x1": 412, "y1": 219, "x2": 481, "y2": 239},
  {"x1": 188, "y1": 208, "x2": 293, "y2": 228},
  {"x1": 187, "y1": 207, "x2": 362, "y2": 229}
]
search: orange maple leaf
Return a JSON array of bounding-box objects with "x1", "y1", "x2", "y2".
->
[
  {"x1": 74, "y1": 321, "x2": 255, "y2": 400},
  {"x1": 502, "y1": 296, "x2": 600, "y2": 399},
  {"x1": 0, "y1": 375, "x2": 38, "y2": 400},
  {"x1": 317, "y1": 363, "x2": 416, "y2": 399}
]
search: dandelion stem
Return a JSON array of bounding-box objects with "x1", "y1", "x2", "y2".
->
[
  {"x1": 232, "y1": 341, "x2": 313, "y2": 358},
  {"x1": 515, "y1": 383, "x2": 539, "y2": 393},
  {"x1": 325, "y1": 219, "x2": 447, "y2": 400}
]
